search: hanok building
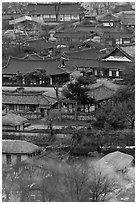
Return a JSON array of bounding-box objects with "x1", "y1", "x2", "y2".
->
[
  {"x1": 65, "y1": 46, "x2": 134, "y2": 79},
  {"x1": 2, "y1": 56, "x2": 75, "y2": 86},
  {"x1": 96, "y1": 13, "x2": 121, "y2": 28},
  {"x1": 26, "y1": 38, "x2": 57, "y2": 55},
  {"x1": 26, "y1": 3, "x2": 82, "y2": 24},
  {"x1": 2, "y1": 88, "x2": 53, "y2": 119},
  {"x1": 2, "y1": 140, "x2": 41, "y2": 165},
  {"x1": 2, "y1": 113, "x2": 29, "y2": 130},
  {"x1": 53, "y1": 31, "x2": 91, "y2": 46},
  {"x1": 9, "y1": 16, "x2": 44, "y2": 33},
  {"x1": 112, "y1": 2, "x2": 134, "y2": 14}
]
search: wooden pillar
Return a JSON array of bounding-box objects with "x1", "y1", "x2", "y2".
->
[{"x1": 50, "y1": 77, "x2": 53, "y2": 85}]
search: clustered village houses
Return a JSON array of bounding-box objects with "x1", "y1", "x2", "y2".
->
[{"x1": 2, "y1": 2, "x2": 135, "y2": 165}]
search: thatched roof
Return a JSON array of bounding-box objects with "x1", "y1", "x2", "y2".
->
[
  {"x1": 98, "y1": 151, "x2": 133, "y2": 171},
  {"x1": 2, "y1": 140, "x2": 40, "y2": 154},
  {"x1": 2, "y1": 114, "x2": 28, "y2": 127}
]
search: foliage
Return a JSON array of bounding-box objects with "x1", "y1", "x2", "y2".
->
[
  {"x1": 62, "y1": 76, "x2": 96, "y2": 105},
  {"x1": 81, "y1": 2, "x2": 116, "y2": 16},
  {"x1": 2, "y1": 155, "x2": 116, "y2": 202},
  {"x1": 122, "y1": 64, "x2": 135, "y2": 86}
]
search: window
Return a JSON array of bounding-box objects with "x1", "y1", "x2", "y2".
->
[
  {"x1": 64, "y1": 15, "x2": 71, "y2": 21},
  {"x1": 94, "y1": 70, "x2": 98, "y2": 76},
  {"x1": 109, "y1": 70, "x2": 112, "y2": 77},
  {"x1": 29, "y1": 105, "x2": 36, "y2": 112},
  {"x1": 16, "y1": 155, "x2": 21, "y2": 163},
  {"x1": 116, "y1": 70, "x2": 119, "y2": 77},
  {"x1": 9, "y1": 104, "x2": 14, "y2": 111},
  {"x1": 19, "y1": 105, "x2": 25, "y2": 111},
  {"x1": 6, "y1": 154, "x2": 11, "y2": 165}
]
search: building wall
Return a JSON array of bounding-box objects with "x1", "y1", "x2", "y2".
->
[{"x1": 2, "y1": 154, "x2": 28, "y2": 165}]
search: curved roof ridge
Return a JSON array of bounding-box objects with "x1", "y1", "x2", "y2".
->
[
  {"x1": 2, "y1": 56, "x2": 60, "y2": 69},
  {"x1": 65, "y1": 47, "x2": 98, "y2": 55},
  {"x1": 100, "y1": 45, "x2": 134, "y2": 61}
]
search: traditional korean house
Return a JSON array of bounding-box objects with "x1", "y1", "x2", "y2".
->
[
  {"x1": 2, "y1": 56, "x2": 75, "y2": 86},
  {"x1": 9, "y1": 16, "x2": 44, "y2": 32},
  {"x1": 66, "y1": 46, "x2": 134, "y2": 79},
  {"x1": 26, "y1": 38, "x2": 57, "y2": 54},
  {"x1": 96, "y1": 13, "x2": 120, "y2": 27},
  {"x1": 88, "y1": 79, "x2": 124, "y2": 109},
  {"x1": 2, "y1": 113, "x2": 29, "y2": 130},
  {"x1": 100, "y1": 46, "x2": 134, "y2": 78},
  {"x1": 26, "y1": 2, "x2": 82, "y2": 24},
  {"x1": 2, "y1": 88, "x2": 53, "y2": 119},
  {"x1": 2, "y1": 140, "x2": 41, "y2": 165},
  {"x1": 53, "y1": 31, "x2": 91, "y2": 45},
  {"x1": 115, "y1": 11, "x2": 135, "y2": 28},
  {"x1": 112, "y1": 2, "x2": 134, "y2": 14}
]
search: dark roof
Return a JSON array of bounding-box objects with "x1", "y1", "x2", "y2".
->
[
  {"x1": 23, "y1": 53, "x2": 45, "y2": 60},
  {"x1": 101, "y1": 46, "x2": 134, "y2": 61},
  {"x1": 26, "y1": 38, "x2": 57, "y2": 50},
  {"x1": 112, "y1": 3, "x2": 134, "y2": 13},
  {"x1": 74, "y1": 24, "x2": 96, "y2": 32},
  {"x1": 116, "y1": 11, "x2": 135, "y2": 26},
  {"x1": 102, "y1": 31, "x2": 134, "y2": 39},
  {"x1": 65, "y1": 48, "x2": 104, "y2": 59},
  {"x1": 2, "y1": 91, "x2": 52, "y2": 106},
  {"x1": 66, "y1": 57, "x2": 133, "y2": 71},
  {"x1": 2, "y1": 57, "x2": 70, "y2": 76},
  {"x1": 96, "y1": 13, "x2": 120, "y2": 22},
  {"x1": 88, "y1": 84, "x2": 116, "y2": 101},
  {"x1": 2, "y1": 140, "x2": 40, "y2": 154},
  {"x1": 120, "y1": 44, "x2": 135, "y2": 58},
  {"x1": 54, "y1": 31, "x2": 90, "y2": 39},
  {"x1": 27, "y1": 3, "x2": 81, "y2": 15}
]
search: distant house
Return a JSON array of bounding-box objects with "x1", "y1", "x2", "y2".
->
[
  {"x1": 2, "y1": 113, "x2": 29, "y2": 130},
  {"x1": 2, "y1": 88, "x2": 53, "y2": 119},
  {"x1": 26, "y1": 38, "x2": 57, "y2": 53},
  {"x1": 112, "y1": 2, "x2": 134, "y2": 14},
  {"x1": 115, "y1": 11, "x2": 135, "y2": 27},
  {"x1": 26, "y1": 3, "x2": 82, "y2": 23},
  {"x1": 2, "y1": 56, "x2": 75, "y2": 86},
  {"x1": 88, "y1": 79, "x2": 124, "y2": 108},
  {"x1": 66, "y1": 46, "x2": 134, "y2": 79},
  {"x1": 9, "y1": 16, "x2": 44, "y2": 32},
  {"x1": 2, "y1": 140, "x2": 41, "y2": 165},
  {"x1": 54, "y1": 31, "x2": 90, "y2": 45},
  {"x1": 96, "y1": 13, "x2": 120, "y2": 27}
]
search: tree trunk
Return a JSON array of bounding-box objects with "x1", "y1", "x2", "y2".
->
[
  {"x1": 54, "y1": 84, "x2": 62, "y2": 121},
  {"x1": 74, "y1": 101, "x2": 78, "y2": 121}
]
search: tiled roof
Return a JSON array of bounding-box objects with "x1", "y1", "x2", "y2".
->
[
  {"x1": 9, "y1": 16, "x2": 44, "y2": 25},
  {"x1": 101, "y1": 46, "x2": 134, "y2": 61},
  {"x1": 2, "y1": 113, "x2": 28, "y2": 126},
  {"x1": 65, "y1": 48, "x2": 104, "y2": 59},
  {"x1": 89, "y1": 79, "x2": 123, "y2": 91},
  {"x1": 2, "y1": 91, "x2": 51, "y2": 106},
  {"x1": 27, "y1": 3, "x2": 81, "y2": 15},
  {"x1": 116, "y1": 11, "x2": 135, "y2": 26},
  {"x1": 96, "y1": 13, "x2": 120, "y2": 22},
  {"x1": 112, "y1": 3, "x2": 134, "y2": 13},
  {"x1": 26, "y1": 38, "x2": 57, "y2": 50},
  {"x1": 2, "y1": 57, "x2": 66, "y2": 75},
  {"x1": 54, "y1": 31, "x2": 90, "y2": 39},
  {"x1": 2, "y1": 140, "x2": 39, "y2": 154},
  {"x1": 23, "y1": 53, "x2": 45, "y2": 60},
  {"x1": 66, "y1": 57, "x2": 132, "y2": 70},
  {"x1": 74, "y1": 24, "x2": 96, "y2": 32},
  {"x1": 120, "y1": 44, "x2": 135, "y2": 58},
  {"x1": 88, "y1": 84, "x2": 116, "y2": 101}
]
